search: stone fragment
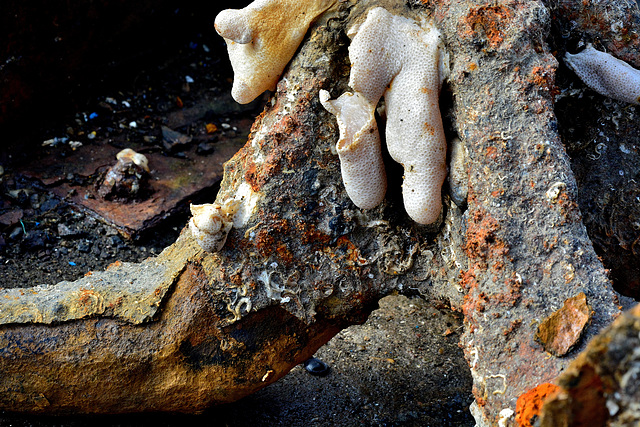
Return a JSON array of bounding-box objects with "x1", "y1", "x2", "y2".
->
[
  {"x1": 0, "y1": 208, "x2": 23, "y2": 226},
  {"x1": 535, "y1": 292, "x2": 592, "y2": 357},
  {"x1": 538, "y1": 304, "x2": 640, "y2": 426},
  {"x1": 162, "y1": 125, "x2": 193, "y2": 152}
]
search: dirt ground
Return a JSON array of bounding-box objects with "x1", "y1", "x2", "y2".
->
[{"x1": 0, "y1": 9, "x2": 474, "y2": 427}]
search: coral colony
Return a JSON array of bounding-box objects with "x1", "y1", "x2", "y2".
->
[
  {"x1": 565, "y1": 43, "x2": 640, "y2": 105},
  {"x1": 192, "y1": 1, "x2": 449, "y2": 251},
  {"x1": 321, "y1": 7, "x2": 448, "y2": 225},
  {"x1": 214, "y1": 0, "x2": 337, "y2": 104}
]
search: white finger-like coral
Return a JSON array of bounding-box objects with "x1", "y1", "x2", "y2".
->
[
  {"x1": 344, "y1": 7, "x2": 447, "y2": 224},
  {"x1": 189, "y1": 199, "x2": 241, "y2": 252},
  {"x1": 214, "y1": 0, "x2": 336, "y2": 104},
  {"x1": 319, "y1": 90, "x2": 387, "y2": 209},
  {"x1": 565, "y1": 43, "x2": 640, "y2": 105}
]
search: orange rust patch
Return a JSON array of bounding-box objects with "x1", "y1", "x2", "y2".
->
[
  {"x1": 321, "y1": 235, "x2": 369, "y2": 274},
  {"x1": 243, "y1": 152, "x2": 283, "y2": 192},
  {"x1": 335, "y1": 236, "x2": 368, "y2": 267},
  {"x1": 502, "y1": 318, "x2": 522, "y2": 337},
  {"x1": 295, "y1": 220, "x2": 331, "y2": 247},
  {"x1": 253, "y1": 218, "x2": 293, "y2": 265},
  {"x1": 528, "y1": 65, "x2": 555, "y2": 90},
  {"x1": 423, "y1": 122, "x2": 435, "y2": 136},
  {"x1": 463, "y1": 5, "x2": 513, "y2": 49},
  {"x1": 463, "y1": 208, "x2": 508, "y2": 270},
  {"x1": 459, "y1": 267, "x2": 478, "y2": 292},
  {"x1": 515, "y1": 383, "x2": 561, "y2": 427},
  {"x1": 485, "y1": 145, "x2": 498, "y2": 159},
  {"x1": 77, "y1": 289, "x2": 99, "y2": 309},
  {"x1": 107, "y1": 260, "x2": 122, "y2": 270}
]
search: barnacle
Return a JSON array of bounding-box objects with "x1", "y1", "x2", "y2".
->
[{"x1": 189, "y1": 199, "x2": 241, "y2": 252}]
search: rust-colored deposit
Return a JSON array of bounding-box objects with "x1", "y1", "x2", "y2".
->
[
  {"x1": 515, "y1": 382, "x2": 561, "y2": 427},
  {"x1": 21, "y1": 132, "x2": 249, "y2": 238},
  {"x1": 461, "y1": 4, "x2": 513, "y2": 49},
  {"x1": 463, "y1": 206, "x2": 509, "y2": 271}
]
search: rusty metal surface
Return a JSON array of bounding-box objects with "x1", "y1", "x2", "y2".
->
[
  {"x1": 20, "y1": 123, "x2": 250, "y2": 238},
  {"x1": 0, "y1": 0, "x2": 637, "y2": 423},
  {"x1": 0, "y1": 234, "x2": 193, "y2": 325}
]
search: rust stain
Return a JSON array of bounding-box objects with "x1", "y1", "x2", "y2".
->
[
  {"x1": 253, "y1": 217, "x2": 294, "y2": 265},
  {"x1": 334, "y1": 236, "x2": 368, "y2": 267},
  {"x1": 462, "y1": 5, "x2": 514, "y2": 49},
  {"x1": 107, "y1": 260, "x2": 122, "y2": 270},
  {"x1": 515, "y1": 383, "x2": 561, "y2": 427},
  {"x1": 485, "y1": 145, "x2": 498, "y2": 159},
  {"x1": 423, "y1": 122, "x2": 436, "y2": 136},
  {"x1": 463, "y1": 208, "x2": 508, "y2": 270}
]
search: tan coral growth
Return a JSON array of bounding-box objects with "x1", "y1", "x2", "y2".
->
[{"x1": 214, "y1": 0, "x2": 336, "y2": 104}]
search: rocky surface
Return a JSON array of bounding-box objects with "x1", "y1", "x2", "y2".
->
[
  {"x1": 0, "y1": 294, "x2": 475, "y2": 426},
  {"x1": 0, "y1": 0, "x2": 639, "y2": 425}
]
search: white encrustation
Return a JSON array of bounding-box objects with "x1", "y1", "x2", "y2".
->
[
  {"x1": 565, "y1": 43, "x2": 640, "y2": 105},
  {"x1": 322, "y1": 7, "x2": 448, "y2": 224}
]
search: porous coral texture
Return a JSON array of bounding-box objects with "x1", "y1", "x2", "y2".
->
[
  {"x1": 565, "y1": 43, "x2": 640, "y2": 105},
  {"x1": 348, "y1": 7, "x2": 447, "y2": 224},
  {"x1": 189, "y1": 200, "x2": 239, "y2": 252},
  {"x1": 215, "y1": 0, "x2": 336, "y2": 104},
  {"x1": 319, "y1": 90, "x2": 387, "y2": 209}
]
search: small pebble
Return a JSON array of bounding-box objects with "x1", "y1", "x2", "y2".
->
[
  {"x1": 9, "y1": 226, "x2": 23, "y2": 240},
  {"x1": 303, "y1": 357, "x2": 330, "y2": 376},
  {"x1": 196, "y1": 142, "x2": 215, "y2": 155}
]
